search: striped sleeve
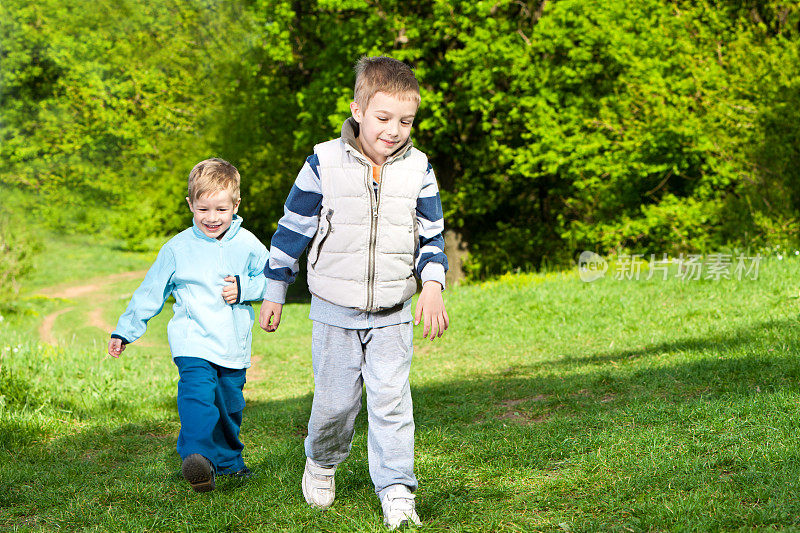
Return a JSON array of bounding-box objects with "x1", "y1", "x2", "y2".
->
[
  {"x1": 415, "y1": 163, "x2": 449, "y2": 288},
  {"x1": 263, "y1": 154, "x2": 322, "y2": 304}
]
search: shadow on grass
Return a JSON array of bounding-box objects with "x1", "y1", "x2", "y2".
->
[{"x1": 544, "y1": 317, "x2": 800, "y2": 368}]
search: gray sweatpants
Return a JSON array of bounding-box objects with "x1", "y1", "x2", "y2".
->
[{"x1": 304, "y1": 321, "x2": 417, "y2": 498}]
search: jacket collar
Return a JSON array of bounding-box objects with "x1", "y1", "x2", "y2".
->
[
  {"x1": 341, "y1": 117, "x2": 413, "y2": 165},
  {"x1": 191, "y1": 214, "x2": 243, "y2": 242}
]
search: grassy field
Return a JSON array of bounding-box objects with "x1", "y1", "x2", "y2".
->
[{"x1": 2, "y1": 236, "x2": 800, "y2": 531}]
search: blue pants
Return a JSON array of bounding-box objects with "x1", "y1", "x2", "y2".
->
[{"x1": 174, "y1": 356, "x2": 247, "y2": 474}]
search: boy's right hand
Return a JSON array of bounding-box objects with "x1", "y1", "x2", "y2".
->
[
  {"x1": 259, "y1": 301, "x2": 283, "y2": 332},
  {"x1": 107, "y1": 338, "x2": 126, "y2": 358}
]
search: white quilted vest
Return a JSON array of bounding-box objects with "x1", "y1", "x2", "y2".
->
[{"x1": 307, "y1": 138, "x2": 427, "y2": 311}]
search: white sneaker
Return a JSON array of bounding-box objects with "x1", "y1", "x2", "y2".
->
[
  {"x1": 301, "y1": 458, "x2": 336, "y2": 509},
  {"x1": 381, "y1": 485, "x2": 421, "y2": 530}
]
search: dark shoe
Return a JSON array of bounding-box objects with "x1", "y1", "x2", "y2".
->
[{"x1": 182, "y1": 454, "x2": 215, "y2": 493}]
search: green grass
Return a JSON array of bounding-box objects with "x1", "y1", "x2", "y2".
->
[
  {"x1": 23, "y1": 232, "x2": 161, "y2": 292},
  {"x1": 2, "y1": 236, "x2": 800, "y2": 531}
]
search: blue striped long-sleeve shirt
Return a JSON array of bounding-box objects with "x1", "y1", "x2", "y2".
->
[{"x1": 263, "y1": 151, "x2": 448, "y2": 327}]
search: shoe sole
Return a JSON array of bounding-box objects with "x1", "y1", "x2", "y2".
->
[{"x1": 182, "y1": 454, "x2": 215, "y2": 493}]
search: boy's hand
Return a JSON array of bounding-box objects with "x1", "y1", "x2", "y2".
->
[
  {"x1": 259, "y1": 301, "x2": 283, "y2": 332},
  {"x1": 222, "y1": 276, "x2": 238, "y2": 304},
  {"x1": 414, "y1": 281, "x2": 449, "y2": 340},
  {"x1": 107, "y1": 338, "x2": 126, "y2": 358}
]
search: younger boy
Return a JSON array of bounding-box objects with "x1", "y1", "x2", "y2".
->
[
  {"x1": 260, "y1": 56, "x2": 449, "y2": 529},
  {"x1": 108, "y1": 158, "x2": 269, "y2": 492}
]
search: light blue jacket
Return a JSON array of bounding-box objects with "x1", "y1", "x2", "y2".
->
[{"x1": 112, "y1": 215, "x2": 268, "y2": 369}]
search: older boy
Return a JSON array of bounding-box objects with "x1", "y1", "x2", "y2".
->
[
  {"x1": 108, "y1": 158, "x2": 268, "y2": 492},
  {"x1": 260, "y1": 56, "x2": 449, "y2": 529}
]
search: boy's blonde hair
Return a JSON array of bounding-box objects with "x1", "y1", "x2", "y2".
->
[
  {"x1": 354, "y1": 56, "x2": 420, "y2": 110},
  {"x1": 187, "y1": 158, "x2": 240, "y2": 204}
]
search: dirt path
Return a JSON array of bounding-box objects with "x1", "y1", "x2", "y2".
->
[
  {"x1": 38, "y1": 307, "x2": 75, "y2": 345},
  {"x1": 38, "y1": 270, "x2": 147, "y2": 300},
  {"x1": 37, "y1": 270, "x2": 148, "y2": 347},
  {"x1": 87, "y1": 307, "x2": 115, "y2": 336}
]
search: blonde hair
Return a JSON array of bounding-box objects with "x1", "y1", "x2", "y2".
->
[
  {"x1": 354, "y1": 56, "x2": 420, "y2": 110},
  {"x1": 187, "y1": 158, "x2": 240, "y2": 204}
]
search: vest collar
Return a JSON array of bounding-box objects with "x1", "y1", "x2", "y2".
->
[{"x1": 340, "y1": 117, "x2": 413, "y2": 165}]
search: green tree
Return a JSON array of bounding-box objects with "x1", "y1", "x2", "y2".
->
[
  {"x1": 230, "y1": 0, "x2": 800, "y2": 276},
  {"x1": 0, "y1": 0, "x2": 256, "y2": 245},
  {"x1": 3, "y1": 0, "x2": 800, "y2": 279}
]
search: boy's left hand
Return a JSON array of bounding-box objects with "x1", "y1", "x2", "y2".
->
[
  {"x1": 414, "y1": 281, "x2": 449, "y2": 340},
  {"x1": 222, "y1": 276, "x2": 238, "y2": 304},
  {"x1": 107, "y1": 337, "x2": 126, "y2": 358}
]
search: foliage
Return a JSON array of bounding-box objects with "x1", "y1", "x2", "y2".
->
[
  {"x1": 0, "y1": 190, "x2": 40, "y2": 310},
  {"x1": 0, "y1": 0, "x2": 251, "y2": 246},
  {"x1": 2, "y1": 0, "x2": 800, "y2": 278},
  {"x1": 231, "y1": 0, "x2": 800, "y2": 276}
]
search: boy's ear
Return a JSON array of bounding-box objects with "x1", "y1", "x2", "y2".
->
[
  {"x1": 186, "y1": 196, "x2": 194, "y2": 212},
  {"x1": 349, "y1": 101, "x2": 362, "y2": 123},
  {"x1": 233, "y1": 198, "x2": 241, "y2": 213}
]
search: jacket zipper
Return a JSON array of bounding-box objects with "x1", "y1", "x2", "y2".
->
[{"x1": 223, "y1": 241, "x2": 243, "y2": 348}]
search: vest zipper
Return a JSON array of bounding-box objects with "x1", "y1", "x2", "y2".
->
[
  {"x1": 366, "y1": 164, "x2": 381, "y2": 310},
  {"x1": 375, "y1": 168, "x2": 384, "y2": 307}
]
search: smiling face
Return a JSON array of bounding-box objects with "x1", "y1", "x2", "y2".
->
[
  {"x1": 350, "y1": 91, "x2": 419, "y2": 165},
  {"x1": 187, "y1": 189, "x2": 240, "y2": 240}
]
